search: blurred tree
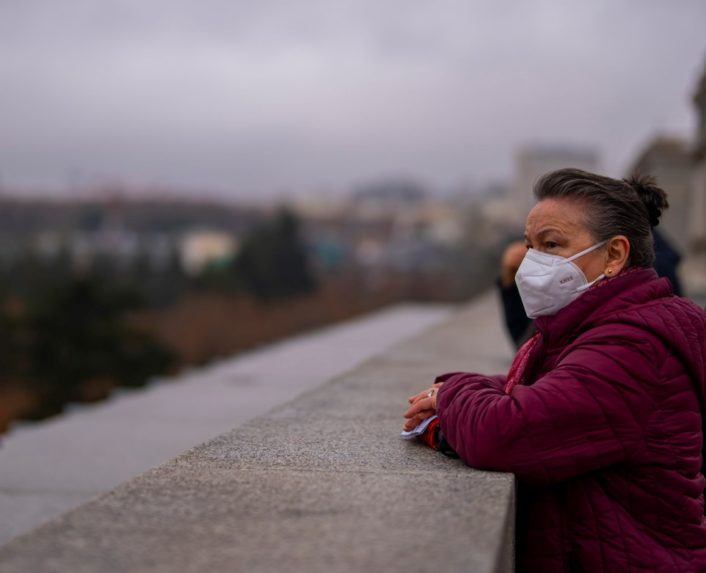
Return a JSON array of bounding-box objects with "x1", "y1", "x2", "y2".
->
[
  {"x1": 234, "y1": 208, "x2": 317, "y2": 299},
  {"x1": 193, "y1": 257, "x2": 241, "y2": 292},
  {"x1": 77, "y1": 207, "x2": 104, "y2": 231},
  {"x1": 22, "y1": 275, "x2": 174, "y2": 418},
  {"x1": 0, "y1": 293, "x2": 25, "y2": 389}
]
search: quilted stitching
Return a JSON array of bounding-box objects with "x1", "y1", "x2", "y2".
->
[{"x1": 436, "y1": 268, "x2": 706, "y2": 572}]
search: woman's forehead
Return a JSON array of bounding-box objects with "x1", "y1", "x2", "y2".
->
[{"x1": 525, "y1": 198, "x2": 587, "y2": 236}]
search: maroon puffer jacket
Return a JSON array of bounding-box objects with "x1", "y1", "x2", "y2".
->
[{"x1": 437, "y1": 267, "x2": 706, "y2": 572}]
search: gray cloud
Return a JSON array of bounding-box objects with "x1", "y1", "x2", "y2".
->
[{"x1": 1, "y1": 0, "x2": 705, "y2": 197}]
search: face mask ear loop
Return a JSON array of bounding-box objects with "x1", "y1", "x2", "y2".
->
[
  {"x1": 576, "y1": 273, "x2": 606, "y2": 292},
  {"x1": 565, "y1": 239, "x2": 609, "y2": 263},
  {"x1": 566, "y1": 240, "x2": 609, "y2": 292}
]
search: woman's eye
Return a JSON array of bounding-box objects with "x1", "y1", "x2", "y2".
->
[{"x1": 545, "y1": 241, "x2": 558, "y2": 249}]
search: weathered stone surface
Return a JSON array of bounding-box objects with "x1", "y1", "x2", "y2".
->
[
  {"x1": 0, "y1": 291, "x2": 516, "y2": 572},
  {"x1": 0, "y1": 304, "x2": 450, "y2": 545}
]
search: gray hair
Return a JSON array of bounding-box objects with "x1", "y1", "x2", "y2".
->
[{"x1": 533, "y1": 168, "x2": 669, "y2": 268}]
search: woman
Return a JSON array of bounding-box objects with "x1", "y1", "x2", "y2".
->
[{"x1": 404, "y1": 168, "x2": 706, "y2": 572}]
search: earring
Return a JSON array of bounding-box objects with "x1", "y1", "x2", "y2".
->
[{"x1": 605, "y1": 268, "x2": 613, "y2": 275}]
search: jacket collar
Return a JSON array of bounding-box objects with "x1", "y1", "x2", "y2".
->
[{"x1": 533, "y1": 266, "x2": 672, "y2": 347}]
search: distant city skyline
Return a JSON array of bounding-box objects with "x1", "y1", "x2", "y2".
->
[{"x1": 1, "y1": 1, "x2": 705, "y2": 199}]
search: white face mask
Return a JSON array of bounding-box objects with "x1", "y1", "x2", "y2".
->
[{"x1": 515, "y1": 240, "x2": 608, "y2": 319}]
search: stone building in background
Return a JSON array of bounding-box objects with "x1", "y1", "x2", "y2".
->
[
  {"x1": 512, "y1": 145, "x2": 600, "y2": 225},
  {"x1": 685, "y1": 62, "x2": 706, "y2": 300},
  {"x1": 628, "y1": 136, "x2": 693, "y2": 252}
]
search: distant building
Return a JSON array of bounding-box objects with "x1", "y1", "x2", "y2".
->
[
  {"x1": 292, "y1": 195, "x2": 349, "y2": 220},
  {"x1": 180, "y1": 231, "x2": 238, "y2": 275},
  {"x1": 513, "y1": 145, "x2": 600, "y2": 223},
  {"x1": 686, "y1": 62, "x2": 706, "y2": 299},
  {"x1": 351, "y1": 178, "x2": 427, "y2": 221},
  {"x1": 352, "y1": 179, "x2": 427, "y2": 204},
  {"x1": 628, "y1": 136, "x2": 693, "y2": 252},
  {"x1": 421, "y1": 203, "x2": 465, "y2": 246}
]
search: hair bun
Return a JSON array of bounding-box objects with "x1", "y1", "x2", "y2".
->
[{"x1": 624, "y1": 174, "x2": 669, "y2": 227}]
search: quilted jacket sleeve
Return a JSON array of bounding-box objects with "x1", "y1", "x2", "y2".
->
[
  {"x1": 436, "y1": 327, "x2": 659, "y2": 485},
  {"x1": 434, "y1": 371, "x2": 507, "y2": 389}
]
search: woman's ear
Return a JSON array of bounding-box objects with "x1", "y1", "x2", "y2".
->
[{"x1": 604, "y1": 235, "x2": 630, "y2": 276}]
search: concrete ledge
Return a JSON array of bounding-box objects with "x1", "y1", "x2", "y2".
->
[{"x1": 0, "y1": 291, "x2": 516, "y2": 572}]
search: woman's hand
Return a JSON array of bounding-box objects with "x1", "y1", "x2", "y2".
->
[{"x1": 403, "y1": 383, "x2": 443, "y2": 431}]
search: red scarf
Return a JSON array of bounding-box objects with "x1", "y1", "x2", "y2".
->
[{"x1": 503, "y1": 332, "x2": 541, "y2": 394}]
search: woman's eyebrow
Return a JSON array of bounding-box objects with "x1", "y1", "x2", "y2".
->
[
  {"x1": 524, "y1": 228, "x2": 563, "y2": 241},
  {"x1": 536, "y1": 228, "x2": 564, "y2": 240}
]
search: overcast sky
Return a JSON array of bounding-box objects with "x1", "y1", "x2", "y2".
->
[{"x1": 1, "y1": 0, "x2": 705, "y2": 199}]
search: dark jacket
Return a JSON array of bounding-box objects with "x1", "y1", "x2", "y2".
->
[{"x1": 438, "y1": 268, "x2": 706, "y2": 572}]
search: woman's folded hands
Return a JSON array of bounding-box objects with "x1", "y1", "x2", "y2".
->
[{"x1": 402, "y1": 382, "x2": 443, "y2": 431}]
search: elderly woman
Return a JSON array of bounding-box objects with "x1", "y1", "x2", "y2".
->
[{"x1": 404, "y1": 168, "x2": 706, "y2": 572}]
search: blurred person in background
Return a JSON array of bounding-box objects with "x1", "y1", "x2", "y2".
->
[{"x1": 403, "y1": 169, "x2": 706, "y2": 572}]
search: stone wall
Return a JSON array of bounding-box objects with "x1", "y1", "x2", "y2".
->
[{"x1": 0, "y1": 291, "x2": 516, "y2": 572}]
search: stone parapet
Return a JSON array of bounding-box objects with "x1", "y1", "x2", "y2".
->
[{"x1": 0, "y1": 291, "x2": 516, "y2": 572}]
